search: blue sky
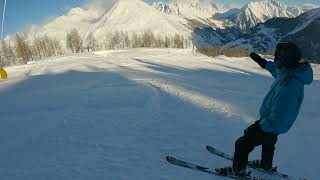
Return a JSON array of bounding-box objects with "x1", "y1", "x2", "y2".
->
[
  {"x1": 1, "y1": 0, "x2": 85, "y2": 36},
  {"x1": 1, "y1": 0, "x2": 319, "y2": 37}
]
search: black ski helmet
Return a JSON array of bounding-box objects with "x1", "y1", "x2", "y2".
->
[{"x1": 274, "y1": 42, "x2": 302, "y2": 69}]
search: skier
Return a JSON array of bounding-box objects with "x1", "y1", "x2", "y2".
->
[{"x1": 216, "y1": 42, "x2": 314, "y2": 177}]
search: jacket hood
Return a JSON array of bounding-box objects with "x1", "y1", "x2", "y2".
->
[{"x1": 289, "y1": 63, "x2": 313, "y2": 85}]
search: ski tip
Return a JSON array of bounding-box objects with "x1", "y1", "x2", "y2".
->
[
  {"x1": 166, "y1": 156, "x2": 175, "y2": 162},
  {"x1": 206, "y1": 145, "x2": 216, "y2": 151},
  {"x1": 272, "y1": 166, "x2": 278, "y2": 172}
]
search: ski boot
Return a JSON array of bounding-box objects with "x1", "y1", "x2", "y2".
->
[
  {"x1": 215, "y1": 166, "x2": 250, "y2": 177},
  {"x1": 248, "y1": 160, "x2": 277, "y2": 172}
]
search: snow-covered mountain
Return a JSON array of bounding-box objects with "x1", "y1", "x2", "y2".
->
[
  {"x1": 25, "y1": 0, "x2": 306, "y2": 43},
  {"x1": 88, "y1": 0, "x2": 191, "y2": 41},
  {"x1": 27, "y1": 0, "x2": 192, "y2": 44},
  {"x1": 151, "y1": 0, "x2": 230, "y2": 29},
  {"x1": 214, "y1": 0, "x2": 304, "y2": 30},
  {"x1": 26, "y1": 0, "x2": 231, "y2": 45},
  {"x1": 274, "y1": 8, "x2": 320, "y2": 61},
  {"x1": 22, "y1": 0, "x2": 313, "y2": 59},
  {"x1": 195, "y1": 8, "x2": 320, "y2": 61},
  {"x1": 152, "y1": 0, "x2": 225, "y2": 19},
  {"x1": 239, "y1": 7, "x2": 320, "y2": 59}
]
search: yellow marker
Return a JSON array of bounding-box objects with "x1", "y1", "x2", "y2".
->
[{"x1": 0, "y1": 68, "x2": 8, "y2": 80}]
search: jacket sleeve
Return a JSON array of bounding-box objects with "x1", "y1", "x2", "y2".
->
[
  {"x1": 259, "y1": 85, "x2": 299, "y2": 134},
  {"x1": 265, "y1": 61, "x2": 278, "y2": 79}
]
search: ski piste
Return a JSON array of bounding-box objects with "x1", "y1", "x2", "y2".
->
[
  {"x1": 206, "y1": 146, "x2": 307, "y2": 180},
  {"x1": 166, "y1": 156, "x2": 264, "y2": 180}
]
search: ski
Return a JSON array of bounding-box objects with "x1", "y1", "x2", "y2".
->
[
  {"x1": 206, "y1": 145, "x2": 306, "y2": 180},
  {"x1": 166, "y1": 156, "x2": 263, "y2": 180}
]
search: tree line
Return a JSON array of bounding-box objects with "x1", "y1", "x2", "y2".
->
[
  {"x1": 0, "y1": 29, "x2": 192, "y2": 67},
  {"x1": 3, "y1": 29, "x2": 281, "y2": 68},
  {"x1": 0, "y1": 34, "x2": 64, "y2": 67},
  {"x1": 196, "y1": 46, "x2": 252, "y2": 58}
]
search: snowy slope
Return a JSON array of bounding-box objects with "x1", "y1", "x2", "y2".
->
[
  {"x1": 88, "y1": 0, "x2": 191, "y2": 40},
  {"x1": 214, "y1": 0, "x2": 304, "y2": 30},
  {"x1": 0, "y1": 49, "x2": 319, "y2": 180}
]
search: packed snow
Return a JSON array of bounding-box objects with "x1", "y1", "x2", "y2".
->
[{"x1": 0, "y1": 49, "x2": 319, "y2": 180}]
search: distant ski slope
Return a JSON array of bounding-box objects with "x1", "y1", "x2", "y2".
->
[{"x1": 0, "y1": 49, "x2": 319, "y2": 180}]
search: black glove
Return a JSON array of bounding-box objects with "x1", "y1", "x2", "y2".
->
[{"x1": 250, "y1": 52, "x2": 267, "y2": 68}]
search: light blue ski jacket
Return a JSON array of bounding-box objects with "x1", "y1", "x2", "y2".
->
[{"x1": 259, "y1": 61, "x2": 313, "y2": 134}]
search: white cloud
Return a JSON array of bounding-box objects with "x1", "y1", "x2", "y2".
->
[
  {"x1": 83, "y1": 0, "x2": 117, "y2": 12},
  {"x1": 224, "y1": 3, "x2": 244, "y2": 9},
  {"x1": 301, "y1": 3, "x2": 320, "y2": 10}
]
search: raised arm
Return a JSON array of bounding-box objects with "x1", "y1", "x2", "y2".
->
[
  {"x1": 264, "y1": 61, "x2": 278, "y2": 79},
  {"x1": 250, "y1": 52, "x2": 277, "y2": 78},
  {"x1": 250, "y1": 52, "x2": 267, "y2": 68}
]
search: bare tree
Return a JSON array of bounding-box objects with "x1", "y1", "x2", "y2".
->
[
  {"x1": 66, "y1": 29, "x2": 83, "y2": 53},
  {"x1": 124, "y1": 32, "x2": 131, "y2": 48},
  {"x1": 0, "y1": 46, "x2": 4, "y2": 67},
  {"x1": 85, "y1": 32, "x2": 98, "y2": 52},
  {"x1": 142, "y1": 30, "x2": 154, "y2": 48},
  {"x1": 154, "y1": 34, "x2": 163, "y2": 48},
  {"x1": 1, "y1": 40, "x2": 16, "y2": 66},
  {"x1": 32, "y1": 36, "x2": 43, "y2": 59},
  {"x1": 66, "y1": 32, "x2": 73, "y2": 52},
  {"x1": 51, "y1": 38, "x2": 64, "y2": 55},
  {"x1": 173, "y1": 34, "x2": 184, "y2": 48},
  {"x1": 41, "y1": 36, "x2": 53, "y2": 57},
  {"x1": 110, "y1": 31, "x2": 121, "y2": 49},
  {"x1": 15, "y1": 33, "x2": 32, "y2": 64},
  {"x1": 131, "y1": 32, "x2": 141, "y2": 48},
  {"x1": 149, "y1": 31, "x2": 156, "y2": 48},
  {"x1": 164, "y1": 35, "x2": 171, "y2": 48},
  {"x1": 99, "y1": 31, "x2": 190, "y2": 50},
  {"x1": 0, "y1": 49, "x2": 3, "y2": 67},
  {"x1": 32, "y1": 35, "x2": 63, "y2": 59}
]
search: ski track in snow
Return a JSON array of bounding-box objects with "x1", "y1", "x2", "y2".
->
[{"x1": 0, "y1": 49, "x2": 319, "y2": 180}]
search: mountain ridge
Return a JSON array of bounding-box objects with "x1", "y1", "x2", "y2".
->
[
  {"x1": 214, "y1": 0, "x2": 304, "y2": 30},
  {"x1": 194, "y1": 8, "x2": 320, "y2": 61}
]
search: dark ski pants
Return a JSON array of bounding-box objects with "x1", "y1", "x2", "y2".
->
[{"x1": 233, "y1": 120, "x2": 278, "y2": 172}]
